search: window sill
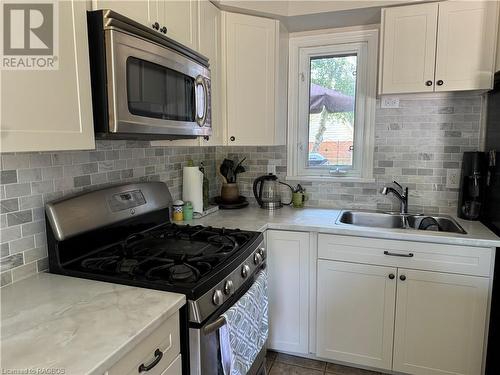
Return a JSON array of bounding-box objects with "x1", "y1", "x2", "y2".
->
[{"x1": 285, "y1": 175, "x2": 375, "y2": 183}]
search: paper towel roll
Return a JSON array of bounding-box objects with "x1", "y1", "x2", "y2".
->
[{"x1": 183, "y1": 166, "x2": 204, "y2": 213}]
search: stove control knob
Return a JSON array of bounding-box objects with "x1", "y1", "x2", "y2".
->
[
  {"x1": 241, "y1": 264, "x2": 250, "y2": 278},
  {"x1": 257, "y1": 247, "x2": 266, "y2": 258},
  {"x1": 223, "y1": 280, "x2": 234, "y2": 295},
  {"x1": 212, "y1": 290, "x2": 224, "y2": 306},
  {"x1": 254, "y1": 252, "x2": 263, "y2": 265}
]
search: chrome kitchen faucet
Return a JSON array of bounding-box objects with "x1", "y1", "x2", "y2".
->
[{"x1": 381, "y1": 181, "x2": 409, "y2": 215}]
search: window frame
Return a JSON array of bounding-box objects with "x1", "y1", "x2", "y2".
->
[{"x1": 287, "y1": 27, "x2": 378, "y2": 182}]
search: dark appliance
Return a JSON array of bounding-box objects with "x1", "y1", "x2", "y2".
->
[
  {"x1": 484, "y1": 71, "x2": 500, "y2": 374},
  {"x1": 45, "y1": 182, "x2": 266, "y2": 375},
  {"x1": 87, "y1": 10, "x2": 211, "y2": 140},
  {"x1": 253, "y1": 173, "x2": 293, "y2": 210},
  {"x1": 457, "y1": 152, "x2": 487, "y2": 220}
]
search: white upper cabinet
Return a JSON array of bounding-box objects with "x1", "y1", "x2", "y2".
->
[
  {"x1": 380, "y1": 0, "x2": 499, "y2": 94},
  {"x1": 159, "y1": 0, "x2": 198, "y2": 50},
  {"x1": 393, "y1": 269, "x2": 489, "y2": 375},
  {"x1": 92, "y1": 0, "x2": 159, "y2": 28},
  {"x1": 435, "y1": 0, "x2": 498, "y2": 92},
  {"x1": 316, "y1": 260, "x2": 396, "y2": 371},
  {"x1": 223, "y1": 12, "x2": 286, "y2": 146},
  {"x1": 380, "y1": 3, "x2": 438, "y2": 94},
  {"x1": 92, "y1": 0, "x2": 198, "y2": 51},
  {"x1": 1, "y1": 0, "x2": 95, "y2": 153}
]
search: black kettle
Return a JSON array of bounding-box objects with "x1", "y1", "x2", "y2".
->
[{"x1": 253, "y1": 173, "x2": 293, "y2": 210}]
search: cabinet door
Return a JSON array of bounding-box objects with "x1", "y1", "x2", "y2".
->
[
  {"x1": 435, "y1": 0, "x2": 498, "y2": 92},
  {"x1": 1, "y1": 0, "x2": 95, "y2": 152},
  {"x1": 267, "y1": 230, "x2": 310, "y2": 354},
  {"x1": 92, "y1": 0, "x2": 159, "y2": 28},
  {"x1": 316, "y1": 260, "x2": 396, "y2": 370},
  {"x1": 380, "y1": 3, "x2": 438, "y2": 94},
  {"x1": 224, "y1": 12, "x2": 277, "y2": 146},
  {"x1": 159, "y1": 0, "x2": 198, "y2": 50},
  {"x1": 199, "y1": 0, "x2": 223, "y2": 146},
  {"x1": 160, "y1": 354, "x2": 181, "y2": 375},
  {"x1": 393, "y1": 269, "x2": 489, "y2": 375}
]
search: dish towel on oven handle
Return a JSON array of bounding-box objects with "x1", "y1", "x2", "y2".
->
[{"x1": 219, "y1": 269, "x2": 268, "y2": 375}]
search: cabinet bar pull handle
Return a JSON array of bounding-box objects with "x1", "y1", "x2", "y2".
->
[
  {"x1": 384, "y1": 250, "x2": 414, "y2": 258},
  {"x1": 138, "y1": 348, "x2": 163, "y2": 372}
]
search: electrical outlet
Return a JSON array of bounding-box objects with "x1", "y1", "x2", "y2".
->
[
  {"x1": 446, "y1": 169, "x2": 460, "y2": 189},
  {"x1": 267, "y1": 164, "x2": 276, "y2": 174},
  {"x1": 381, "y1": 96, "x2": 400, "y2": 108}
]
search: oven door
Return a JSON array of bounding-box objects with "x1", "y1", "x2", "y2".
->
[
  {"x1": 104, "y1": 28, "x2": 211, "y2": 137},
  {"x1": 188, "y1": 274, "x2": 267, "y2": 375}
]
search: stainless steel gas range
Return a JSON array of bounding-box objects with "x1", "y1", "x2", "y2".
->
[{"x1": 45, "y1": 182, "x2": 267, "y2": 375}]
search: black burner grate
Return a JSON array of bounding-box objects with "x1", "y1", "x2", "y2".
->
[{"x1": 67, "y1": 224, "x2": 253, "y2": 286}]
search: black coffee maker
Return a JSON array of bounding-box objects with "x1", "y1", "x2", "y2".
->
[{"x1": 458, "y1": 152, "x2": 487, "y2": 220}]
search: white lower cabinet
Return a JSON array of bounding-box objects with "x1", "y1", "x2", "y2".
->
[
  {"x1": 267, "y1": 230, "x2": 310, "y2": 354},
  {"x1": 266, "y1": 231, "x2": 493, "y2": 374},
  {"x1": 160, "y1": 354, "x2": 181, "y2": 375},
  {"x1": 314, "y1": 233, "x2": 492, "y2": 375},
  {"x1": 104, "y1": 312, "x2": 181, "y2": 375},
  {"x1": 393, "y1": 269, "x2": 489, "y2": 375},
  {"x1": 316, "y1": 260, "x2": 396, "y2": 370}
]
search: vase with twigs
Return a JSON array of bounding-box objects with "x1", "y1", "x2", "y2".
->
[{"x1": 219, "y1": 157, "x2": 246, "y2": 203}]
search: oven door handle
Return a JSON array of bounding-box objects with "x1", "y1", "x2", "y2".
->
[
  {"x1": 195, "y1": 76, "x2": 208, "y2": 127},
  {"x1": 203, "y1": 316, "x2": 227, "y2": 335}
]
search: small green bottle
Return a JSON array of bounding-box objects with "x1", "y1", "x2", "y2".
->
[{"x1": 183, "y1": 201, "x2": 194, "y2": 220}]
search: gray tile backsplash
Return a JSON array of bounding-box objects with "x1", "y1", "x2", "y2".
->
[
  {"x1": 215, "y1": 94, "x2": 482, "y2": 214},
  {"x1": 0, "y1": 140, "x2": 216, "y2": 287},
  {"x1": 0, "y1": 93, "x2": 483, "y2": 286}
]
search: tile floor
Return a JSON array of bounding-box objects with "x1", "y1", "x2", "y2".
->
[{"x1": 265, "y1": 351, "x2": 383, "y2": 375}]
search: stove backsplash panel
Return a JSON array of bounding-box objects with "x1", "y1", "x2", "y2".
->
[{"x1": 0, "y1": 141, "x2": 217, "y2": 287}]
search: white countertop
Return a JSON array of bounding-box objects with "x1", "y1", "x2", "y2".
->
[
  {"x1": 0, "y1": 273, "x2": 185, "y2": 375},
  {"x1": 190, "y1": 206, "x2": 500, "y2": 248}
]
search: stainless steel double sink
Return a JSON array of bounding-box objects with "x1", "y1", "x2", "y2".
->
[{"x1": 336, "y1": 210, "x2": 466, "y2": 234}]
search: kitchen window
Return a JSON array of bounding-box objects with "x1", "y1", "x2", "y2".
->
[{"x1": 287, "y1": 28, "x2": 378, "y2": 181}]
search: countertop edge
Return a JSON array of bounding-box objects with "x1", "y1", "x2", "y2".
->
[
  {"x1": 191, "y1": 206, "x2": 500, "y2": 248},
  {"x1": 263, "y1": 222, "x2": 500, "y2": 248},
  {"x1": 88, "y1": 295, "x2": 185, "y2": 375}
]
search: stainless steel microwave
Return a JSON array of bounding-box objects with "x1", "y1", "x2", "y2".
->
[{"x1": 87, "y1": 10, "x2": 211, "y2": 140}]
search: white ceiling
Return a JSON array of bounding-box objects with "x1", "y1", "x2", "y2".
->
[{"x1": 213, "y1": 0, "x2": 428, "y2": 31}]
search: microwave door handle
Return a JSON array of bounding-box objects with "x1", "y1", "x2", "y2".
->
[{"x1": 195, "y1": 76, "x2": 208, "y2": 127}]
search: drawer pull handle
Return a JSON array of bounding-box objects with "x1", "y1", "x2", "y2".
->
[
  {"x1": 384, "y1": 250, "x2": 414, "y2": 258},
  {"x1": 138, "y1": 349, "x2": 163, "y2": 373}
]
